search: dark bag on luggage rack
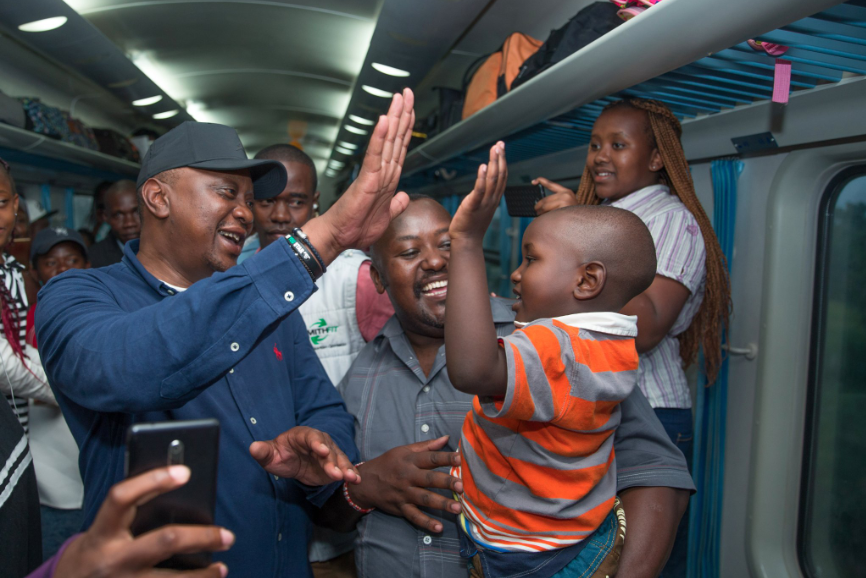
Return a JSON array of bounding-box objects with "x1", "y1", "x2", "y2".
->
[
  {"x1": 511, "y1": 2, "x2": 622, "y2": 90},
  {"x1": 64, "y1": 114, "x2": 100, "y2": 151},
  {"x1": 92, "y1": 128, "x2": 140, "y2": 162},
  {"x1": 0, "y1": 91, "x2": 25, "y2": 129},
  {"x1": 19, "y1": 97, "x2": 68, "y2": 139}
]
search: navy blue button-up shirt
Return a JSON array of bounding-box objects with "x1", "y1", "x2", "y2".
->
[{"x1": 35, "y1": 238, "x2": 359, "y2": 578}]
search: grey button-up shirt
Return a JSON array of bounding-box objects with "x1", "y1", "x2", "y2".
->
[{"x1": 338, "y1": 298, "x2": 694, "y2": 578}]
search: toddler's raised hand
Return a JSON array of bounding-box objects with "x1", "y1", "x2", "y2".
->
[{"x1": 449, "y1": 142, "x2": 507, "y2": 242}]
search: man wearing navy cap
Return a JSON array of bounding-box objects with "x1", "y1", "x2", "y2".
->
[{"x1": 36, "y1": 90, "x2": 463, "y2": 577}]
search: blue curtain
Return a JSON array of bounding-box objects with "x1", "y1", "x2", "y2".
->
[
  {"x1": 687, "y1": 159, "x2": 742, "y2": 578},
  {"x1": 65, "y1": 187, "x2": 75, "y2": 229}
]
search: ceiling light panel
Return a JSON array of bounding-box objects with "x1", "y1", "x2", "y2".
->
[
  {"x1": 18, "y1": 17, "x2": 68, "y2": 32},
  {"x1": 153, "y1": 110, "x2": 180, "y2": 119},
  {"x1": 362, "y1": 85, "x2": 393, "y2": 98},
  {"x1": 348, "y1": 114, "x2": 375, "y2": 126},
  {"x1": 338, "y1": 141, "x2": 359, "y2": 150},
  {"x1": 132, "y1": 95, "x2": 163, "y2": 106},
  {"x1": 345, "y1": 125, "x2": 368, "y2": 135},
  {"x1": 372, "y1": 63, "x2": 410, "y2": 77},
  {"x1": 335, "y1": 147, "x2": 355, "y2": 155}
]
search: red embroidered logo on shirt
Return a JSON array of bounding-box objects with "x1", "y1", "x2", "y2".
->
[{"x1": 274, "y1": 344, "x2": 283, "y2": 360}]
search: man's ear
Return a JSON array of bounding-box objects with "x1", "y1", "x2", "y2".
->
[
  {"x1": 139, "y1": 178, "x2": 170, "y2": 220},
  {"x1": 369, "y1": 262, "x2": 387, "y2": 295},
  {"x1": 574, "y1": 261, "x2": 606, "y2": 301}
]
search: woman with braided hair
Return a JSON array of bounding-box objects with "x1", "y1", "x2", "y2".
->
[
  {"x1": 0, "y1": 158, "x2": 55, "y2": 434},
  {"x1": 533, "y1": 98, "x2": 730, "y2": 578}
]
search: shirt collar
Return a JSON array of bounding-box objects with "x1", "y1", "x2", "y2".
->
[
  {"x1": 608, "y1": 184, "x2": 670, "y2": 212},
  {"x1": 515, "y1": 311, "x2": 637, "y2": 337},
  {"x1": 121, "y1": 240, "x2": 181, "y2": 297},
  {"x1": 0, "y1": 253, "x2": 24, "y2": 272}
]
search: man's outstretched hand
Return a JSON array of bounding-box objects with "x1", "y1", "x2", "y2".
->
[
  {"x1": 250, "y1": 426, "x2": 361, "y2": 487},
  {"x1": 302, "y1": 88, "x2": 415, "y2": 264}
]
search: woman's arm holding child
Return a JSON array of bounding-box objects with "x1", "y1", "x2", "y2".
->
[{"x1": 444, "y1": 142, "x2": 509, "y2": 397}]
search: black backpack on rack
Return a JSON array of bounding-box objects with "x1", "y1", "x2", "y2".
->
[{"x1": 511, "y1": 2, "x2": 622, "y2": 90}]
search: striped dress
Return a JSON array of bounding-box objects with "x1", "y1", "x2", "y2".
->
[
  {"x1": 453, "y1": 312, "x2": 639, "y2": 552},
  {"x1": 608, "y1": 184, "x2": 707, "y2": 409},
  {"x1": 1, "y1": 254, "x2": 32, "y2": 433}
]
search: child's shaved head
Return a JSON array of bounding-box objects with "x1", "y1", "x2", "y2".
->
[{"x1": 537, "y1": 205, "x2": 657, "y2": 309}]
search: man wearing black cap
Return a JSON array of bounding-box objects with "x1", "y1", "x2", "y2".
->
[{"x1": 35, "y1": 90, "x2": 463, "y2": 578}]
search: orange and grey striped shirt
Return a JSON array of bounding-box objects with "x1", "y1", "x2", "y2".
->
[{"x1": 453, "y1": 312, "x2": 639, "y2": 552}]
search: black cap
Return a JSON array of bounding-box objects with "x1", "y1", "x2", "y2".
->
[
  {"x1": 31, "y1": 227, "x2": 88, "y2": 264},
  {"x1": 136, "y1": 122, "x2": 287, "y2": 199}
]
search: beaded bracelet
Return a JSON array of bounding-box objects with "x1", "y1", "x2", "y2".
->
[
  {"x1": 286, "y1": 234, "x2": 323, "y2": 281},
  {"x1": 291, "y1": 228, "x2": 327, "y2": 275},
  {"x1": 343, "y1": 462, "x2": 374, "y2": 514}
]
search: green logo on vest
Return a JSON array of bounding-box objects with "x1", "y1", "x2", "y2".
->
[{"x1": 308, "y1": 318, "x2": 339, "y2": 345}]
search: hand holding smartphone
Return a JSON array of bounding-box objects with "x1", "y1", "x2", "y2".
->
[
  {"x1": 125, "y1": 419, "x2": 220, "y2": 570},
  {"x1": 503, "y1": 184, "x2": 551, "y2": 217}
]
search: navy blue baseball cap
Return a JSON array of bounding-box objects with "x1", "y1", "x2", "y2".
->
[
  {"x1": 31, "y1": 227, "x2": 88, "y2": 264},
  {"x1": 135, "y1": 122, "x2": 287, "y2": 199}
]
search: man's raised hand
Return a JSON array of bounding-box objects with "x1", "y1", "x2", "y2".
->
[{"x1": 302, "y1": 88, "x2": 415, "y2": 263}]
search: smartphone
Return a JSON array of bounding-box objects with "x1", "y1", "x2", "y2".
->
[
  {"x1": 503, "y1": 184, "x2": 550, "y2": 218},
  {"x1": 125, "y1": 419, "x2": 220, "y2": 570}
]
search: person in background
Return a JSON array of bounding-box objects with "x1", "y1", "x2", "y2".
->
[
  {"x1": 88, "y1": 180, "x2": 141, "y2": 267},
  {"x1": 26, "y1": 199, "x2": 57, "y2": 240},
  {"x1": 533, "y1": 98, "x2": 731, "y2": 578},
  {"x1": 0, "y1": 159, "x2": 55, "y2": 435},
  {"x1": 240, "y1": 144, "x2": 393, "y2": 575},
  {"x1": 8, "y1": 197, "x2": 40, "y2": 306},
  {"x1": 76, "y1": 229, "x2": 95, "y2": 248},
  {"x1": 89, "y1": 180, "x2": 113, "y2": 242},
  {"x1": 25, "y1": 227, "x2": 89, "y2": 560},
  {"x1": 1, "y1": 391, "x2": 43, "y2": 577},
  {"x1": 339, "y1": 193, "x2": 693, "y2": 578}
]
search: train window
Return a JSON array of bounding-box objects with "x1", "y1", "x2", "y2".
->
[{"x1": 800, "y1": 167, "x2": 866, "y2": 578}]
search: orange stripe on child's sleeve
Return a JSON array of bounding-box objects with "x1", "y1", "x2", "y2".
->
[
  {"x1": 499, "y1": 341, "x2": 536, "y2": 420},
  {"x1": 551, "y1": 321, "x2": 638, "y2": 374}
]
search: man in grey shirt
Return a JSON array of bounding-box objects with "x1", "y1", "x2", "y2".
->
[{"x1": 337, "y1": 196, "x2": 694, "y2": 578}]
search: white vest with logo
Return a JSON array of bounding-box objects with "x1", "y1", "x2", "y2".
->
[{"x1": 298, "y1": 249, "x2": 369, "y2": 386}]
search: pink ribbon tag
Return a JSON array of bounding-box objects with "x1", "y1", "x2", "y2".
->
[{"x1": 773, "y1": 59, "x2": 792, "y2": 104}]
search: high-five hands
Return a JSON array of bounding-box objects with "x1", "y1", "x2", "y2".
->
[
  {"x1": 449, "y1": 142, "x2": 507, "y2": 242},
  {"x1": 302, "y1": 88, "x2": 415, "y2": 263}
]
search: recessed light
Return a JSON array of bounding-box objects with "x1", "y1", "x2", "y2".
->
[
  {"x1": 132, "y1": 95, "x2": 163, "y2": 106},
  {"x1": 345, "y1": 125, "x2": 368, "y2": 135},
  {"x1": 325, "y1": 169, "x2": 338, "y2": 177},
  {"x1": 107, "y1": 78, "x2": 139, "y2": 89},
  {"x1": 362, "y1": 85, "x2": 394, "y2": 98},
  {"x1": 18, "y1": 17, "x2": 68, "y2": 33},
  {"x1": 338, "y1": 141, "x2": 359, "y2": 150},
  {"x1": 348, "y1": 115, "x2": 375, "y2": 126},
  {"x1": 329, "y1": 160, "x2": 345, "y2": 166},
  {"x1": 335, "y1": 147, "x2": 354, "y2": 155},
  {"x1": 153, "y1": 110, "x2": 179, "y2": 120},
  {"x1": 372, "y1": 63, "x2": 410, "y2": 77}
]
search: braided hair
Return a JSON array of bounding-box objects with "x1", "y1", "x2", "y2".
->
[
  {"x1": 575, "y1": 99, "x2": 731, "y2": 385},
  {"x1": 0, "y1": 159, "x2": 31, "y2": 370}
]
